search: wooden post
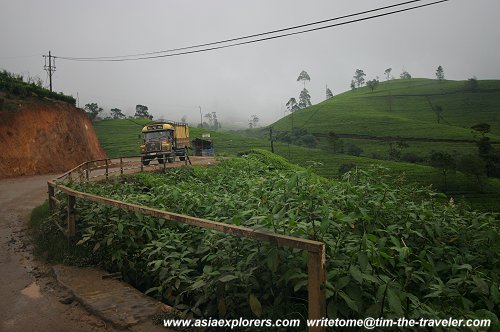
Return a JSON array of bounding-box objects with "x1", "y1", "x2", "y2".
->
[
  {"x1": 86, "y1": 162, "x2": 89, "y2": 181},
  {"x1": 48, "y1": 184, "x2": 55, "y2": 212},
  {"x1": 163, "y1": 155, "x2": 166, "y2": 172},
  {"x1": 140, "y1": 159, "x2": 144, "y2": 172},
  {"x1": 120, "y1": 157, "x2": 124, "y2": 176},
  {"x1": 67, "y1": 195, "x2": 76, "y2": 238},
  {"x1": 105, "y1": 159, "x2": 109, "y2": 180},
  {"x1": 307, "y1": 245, "x2": 326, "y2": 332}
]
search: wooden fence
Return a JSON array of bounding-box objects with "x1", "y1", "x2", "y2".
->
[{"x1": 47, "y1": 156, "x2": 326, "y2": 331}]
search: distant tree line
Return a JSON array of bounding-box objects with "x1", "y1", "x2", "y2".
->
[{"x1": 84, "y1": 103, "x2": 154, "y2": 121}]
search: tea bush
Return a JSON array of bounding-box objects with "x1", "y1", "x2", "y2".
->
[{"x1": 66, "y1": 150, "x2": 499, "y2": 328}]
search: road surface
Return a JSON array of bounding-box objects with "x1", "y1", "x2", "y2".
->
[{"x1": 0, "y1": 174, "x2": 117, "y2": 332}]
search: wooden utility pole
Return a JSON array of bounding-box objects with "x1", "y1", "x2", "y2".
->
[
  {"x1": 43, "y1": 51, "x2": 56, "y2": 92},
  {"x1": 269, "y1": 127, "x2": 274, "y2": 153}
]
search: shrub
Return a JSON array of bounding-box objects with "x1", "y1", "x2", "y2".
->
[
  {"x1": 400, "y1": 152, "x2": 424, "y2": 163},
  {"x1": 345, "y1": 143, "x2": 363, "y2": 156}
]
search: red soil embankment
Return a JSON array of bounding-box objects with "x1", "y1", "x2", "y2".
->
[{"x1": 0, "y1": 98, "x2": 107, "y2": 178}]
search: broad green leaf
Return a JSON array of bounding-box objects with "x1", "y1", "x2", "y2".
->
[
  {"x1": 338, "y1": 291, "x2": 359, "y2": 312},
  {"x1": 218, "y1": 275, "x2": 239, "y2": 283},
  {"x1": 249, "y1": 293, "x2": 262, "y2": 318}
]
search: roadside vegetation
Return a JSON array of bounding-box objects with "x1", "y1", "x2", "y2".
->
[{"x1": 36, "y1": 150, "x2": 499, "y2": 329}]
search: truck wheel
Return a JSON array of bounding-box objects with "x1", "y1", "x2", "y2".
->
[{"x1": 142, "y1": 157, "x2": 150, "y2": 166}]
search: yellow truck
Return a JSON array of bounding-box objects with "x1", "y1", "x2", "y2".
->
[{"x1": 140, "y1": 122, "x2": 190, "y2": 165}]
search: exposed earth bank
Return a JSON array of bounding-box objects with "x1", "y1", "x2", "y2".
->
[{"x1": 0, "y1": 98, "x2": 106, "y2": 179}]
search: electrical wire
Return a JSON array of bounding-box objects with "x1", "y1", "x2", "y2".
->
[{"x1": 56, "y1": 0, "x2": 449, "y2": 62}]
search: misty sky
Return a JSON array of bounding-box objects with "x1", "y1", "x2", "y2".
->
[{"x1": 1, "y1": 0, "x2": 500, "y2": 128}]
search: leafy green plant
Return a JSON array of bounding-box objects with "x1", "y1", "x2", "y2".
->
[{"x1": 63, "y1": 151, "x2": 499, "y2": 328}]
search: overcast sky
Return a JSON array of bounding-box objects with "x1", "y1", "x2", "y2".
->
[{"x1": 1, "y1": 0, "x2": 500, "y2": 128}]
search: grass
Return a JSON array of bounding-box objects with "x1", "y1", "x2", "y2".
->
[{"x1": 29, "y1": 201, "x2": 104, "y2": 265}]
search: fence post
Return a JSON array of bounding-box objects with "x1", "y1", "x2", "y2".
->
[
  {"x1": 105, "y1": 159, "x2": 109, "y2": 180},
  {"x1": 86, "y1": 162, "x2": 89, "y2": 181},
  {"x1": 120, "y1": 157, "x2": 124, "y2": 175},
  {"x1": 48, "y1": 184, "x2": 55, "y2": 212},
  {"x1": 67, "y1": 195, "x2": 76, "y2": 238},
  {"x1": 307, "y1": 245, "x2": 326, "y2": 332}
]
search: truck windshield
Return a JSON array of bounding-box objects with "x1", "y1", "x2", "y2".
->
[{"x1": 144, "y1": 131, "x2": 167, "y2": 140}]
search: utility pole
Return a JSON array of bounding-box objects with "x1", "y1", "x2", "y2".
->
[
  {"x1": 43, "y1": 51, "x2": 56, "y2": 92},
  {"x1": 199, "y1": 106, "x2": 202, "y2": 128},
  {"x1": 269, "y1": 127, "x2": 274, "y2": 153}
]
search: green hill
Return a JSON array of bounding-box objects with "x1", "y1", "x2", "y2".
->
[{"x1": 272, "y1": 78, "x2": 500, "y2": 140}]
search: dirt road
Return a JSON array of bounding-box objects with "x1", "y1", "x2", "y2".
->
[
  {"x1": 0, "y1": 174, "x2": 116, "y2": 332},
  {"x1": 0, "y1": 157, "x2": 216, "y2": 331}
]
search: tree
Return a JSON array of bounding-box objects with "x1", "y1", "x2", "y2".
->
[
  {"x1": 400, "y1": 70, "x2": 412, "y2": 79},
  {"x1": 366, "y1": 78, "x2": 379, "y2": 92},
  {"x1": 327, "y1": 132, "x2": 344, "y2": 153},
  {"x1": 286, "y1": 97, "x2": 299, "y2": 113},
  {"x1": 458, "y1": 154, "x2": 487, "y2": 191},
  {"x1": 180, "y1": 115, "x2": 187, "y2": 123},
  {"x1": 204, "y1": 112, "x2": 221, "y2": 130},
  {"x1": 471, "y1": 123, "x2": 496, "y2": 176},
  {"x1": 350, "y1": 80, "x2": 356, "y2": 90},
  {"x1": 84, "y1": 103, "x2": 103, "y2": 121},
  {"x1": 353, "y1": 69, "x2": 366, "y2": 88},
  {"x1": 248, "y1": 115, "x2": 259, "y2": 129},
  {"x1": 297, "y1": 70, "x2": 310, "y2": 88},
  {"x1": 435, "y1": 65, "x2": 445, "y2": 81},
  {"x1": 428, "y1": 151, "x2": 456, "y2": 190},
  {"x1": 434, "y1": 105, "x2": 444, "y2": 124},
  {"x1": 326, "y1": 86, "x2": 334, "y2": 100},
  {"x1": 110, "y1": 108, "x2": 125, "y2": 119},
  {"x1": 388, "y1": 138, "x2": 409, "y2": 160},
  {"x1": 384, "y1": 68, "x2": 392, "y2": 80},
  {"x1": 135, "y1": 104, "x2": 152, "y2": 119},
  {"x1": 298, "y1": 88, "x2": 312, "y2": 109},
  {"x1": 464, "y1": 76, "x2": 479, "y2": 92}
]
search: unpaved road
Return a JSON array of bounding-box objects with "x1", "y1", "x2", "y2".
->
[
  {"x1": 0, "y1": 174, "x2": 117, "y2": 332},
  {"x1": 0, "y1": 158, "x2": 216, "y2": 331}
]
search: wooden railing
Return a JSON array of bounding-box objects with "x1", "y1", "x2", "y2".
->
[{"x1": 47, "y1": 156, "x2": 326, "y2": 331}]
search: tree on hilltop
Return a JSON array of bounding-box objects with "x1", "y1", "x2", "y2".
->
[
  {"x1": 297, "y1": 70, "x2": 311, "y2": 88},
  {"x1": 436, "y1": 65, "x2": 445, "y2": 81},
  {"x1": 110, "y1": 108, "x2": 125, "y2": 119},
  {"x1": 353, "y1": 69, "x2": 366, "y2": 88},
  {"x1": 135, "y1": 104, "x2": 152, "y2": 119},
  {"x1": 400, "y1": 70, "x2": 412, "y2": 79},
  {"x1": 248, "y1": 115, "x2": 259, "y2": 129},
  {"x1": 286, "y1": 98, "x2": 299, "y2": 113},
  {"x1": 84, "y1": 103, "x2": 103, "y2": 121},
  {"x1": 298, "y1": 88, "x2": 312, "y2": 109},
  {"x1": 384, "y1": 68, "x2": 392, "y2": 80},
  {"x1": 366, "y1": 78, "x2": 379, "y2": 92},
  {"x1": 326, "y1": 86, "x2": 334, "y2": 100}
]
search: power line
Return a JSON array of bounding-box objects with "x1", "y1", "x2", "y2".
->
[
  {"x1": 0, "y1": 54, "x2": 41, "y2": 60},
  {"x1": 56, "y1": 0, "x2": 449, "y2": 62},
  {"x1": 57, "y1": 0, "x2": 426, "y2": 61}
]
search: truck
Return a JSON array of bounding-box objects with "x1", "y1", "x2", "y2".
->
[{"x1": 140, "y1": 122, "x2": 190, "y2": 165}]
